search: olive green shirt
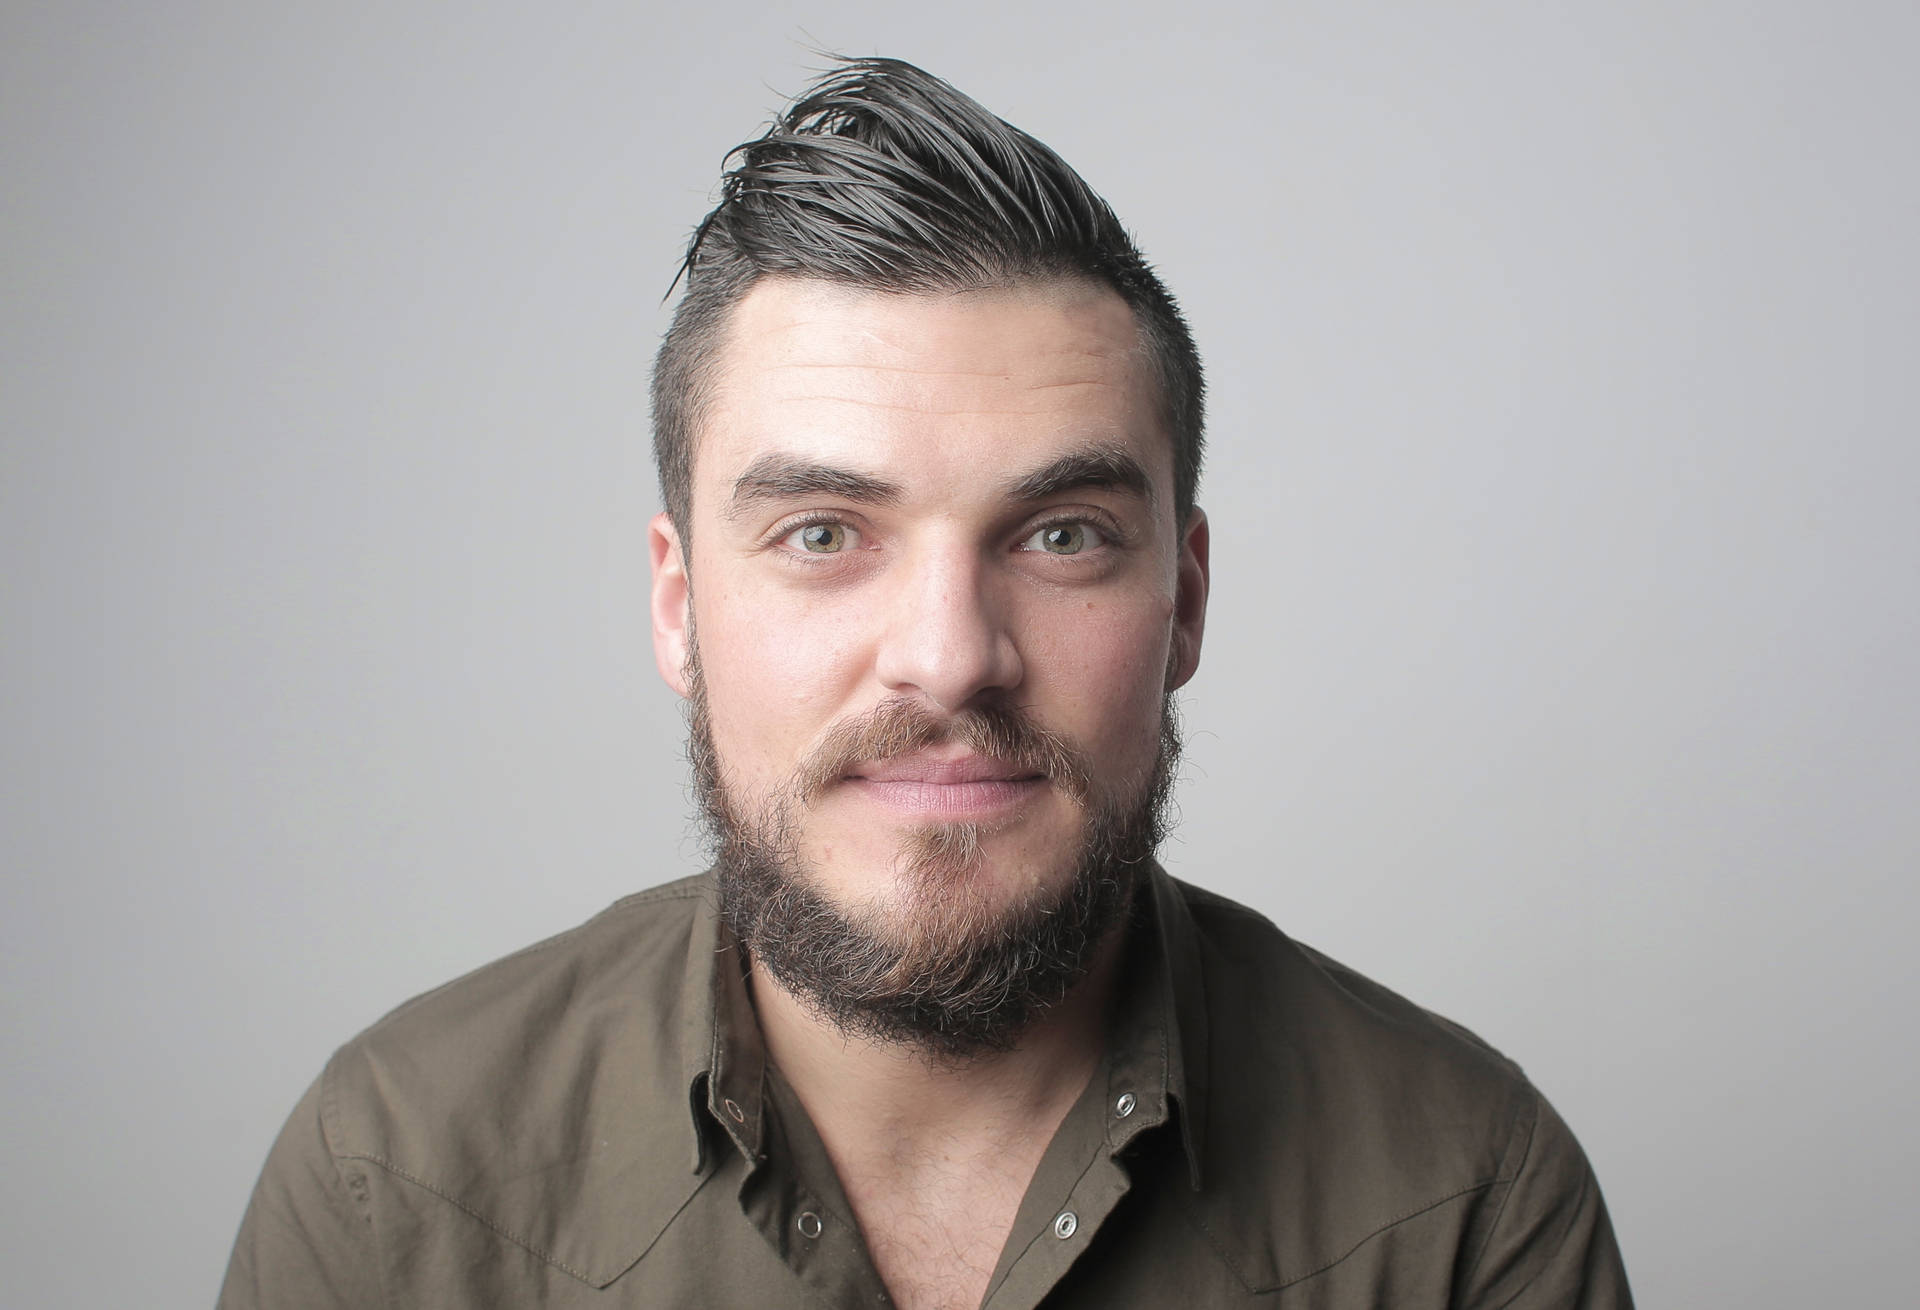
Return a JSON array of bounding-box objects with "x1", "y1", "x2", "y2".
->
[{"x1": 220, "y1": 869, "x2": 1631, "y2": 1307}]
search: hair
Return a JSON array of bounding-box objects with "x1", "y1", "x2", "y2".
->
[{"x1": 650, "y1": 57, "x2": 1204, "y2": 534}]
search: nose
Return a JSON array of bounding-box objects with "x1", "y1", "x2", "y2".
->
[{"x1": 872, "y1": 542, "x2": 1023, "y2": 712}]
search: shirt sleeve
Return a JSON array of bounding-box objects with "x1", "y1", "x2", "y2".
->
[
  {"x1": 1459, "y1": 1090, "x2": 1634, "y2": 1309},
  {"x1": 219, "y1": 1071, "x2": 387, "y2": 1310}
]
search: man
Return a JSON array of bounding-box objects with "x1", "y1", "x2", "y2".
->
[{"x1": 222, "y1": 58, "x2": 1631, "y2": 1308}]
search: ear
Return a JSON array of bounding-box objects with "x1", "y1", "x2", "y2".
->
[
  {"x1": 1167, "y1": 508, "x2": 1210, "y2": 691},
  {"x1": 649, "y1": 512, "x2": 692, "y2": 698}
]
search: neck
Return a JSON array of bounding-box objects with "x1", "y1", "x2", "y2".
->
[{"x1": 748, "y1": 918, "x2": 1127, "y2": 1310}]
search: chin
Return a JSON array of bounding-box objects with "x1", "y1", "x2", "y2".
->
[{"x1": 828, "y1": 816, "x2": 1080, "y2": 919}]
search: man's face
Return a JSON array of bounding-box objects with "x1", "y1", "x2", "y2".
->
[{"x1": 649, "y1": 277, "x2": 1208, "y2": 1045}]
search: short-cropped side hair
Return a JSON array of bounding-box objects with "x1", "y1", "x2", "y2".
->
[{"x1": 650, "y1": 57, "x2": 1205, "y2": 534}]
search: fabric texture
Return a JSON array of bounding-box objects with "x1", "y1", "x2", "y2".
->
[{"x1": 220, "y1": 869, "x2": 1633, "y2": 1307}]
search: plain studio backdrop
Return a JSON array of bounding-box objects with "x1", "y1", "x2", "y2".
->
[{"x1": 4, "y1": 3, "x2": 1916, "y2": 1305}]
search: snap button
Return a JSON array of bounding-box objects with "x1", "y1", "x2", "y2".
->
[
  {"x1": 797, "y1": 1211, "x2": 823, "y2": 1239},
  {"x1": 1052, "y1": 1210, "x2": 1078, "y2": 1240},
  {"x1": 723, "y1": 1097, "x2": 745, "y2": 1123},
  {"x1": 1114, "y1": 1091, "x2": 1136, "y2": 1118}
]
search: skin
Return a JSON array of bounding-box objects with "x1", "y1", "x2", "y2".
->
[{"x1": 648, "y1": 275, "x2": 1209, "y2": 1309}]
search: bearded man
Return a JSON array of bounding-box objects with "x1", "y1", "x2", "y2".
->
[{"x1": 221, "y1": 58, "x2": 1632, "y2": 1309}]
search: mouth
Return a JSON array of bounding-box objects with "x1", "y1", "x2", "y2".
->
[{"x1": 842, "y1": 752, "x2": 1048, "y2": 821}]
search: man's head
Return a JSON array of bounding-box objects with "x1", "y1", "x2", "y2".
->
[
  {"x1": 647, "y1": 60, "x2": 1209, "y2": 1058},
  {"x1": 652, "y1": 57, "x2": 1205, "y2": 537}
]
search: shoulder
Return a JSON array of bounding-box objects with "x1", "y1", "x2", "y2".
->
[
  {"x1": 238, "y1": 875, "x2": 724, "y2": 1293},
  {"x1": 1177, "y1": 876, "x2": 1525, "y2": 1095},
  {"x1": 1169, "y1": 878, "x2": 1558, "y2": 1292},
  {"x1": 316, "y1": 874, "x2": 713, "y2": 1182}
]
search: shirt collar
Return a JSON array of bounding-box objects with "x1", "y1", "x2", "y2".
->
[
  {"x1": 1100, "y1": 863, "x2": 1210, "y2": 1187},
  {"x1": 683, "y1": 882, "x2": 769, "y2": 1171}
]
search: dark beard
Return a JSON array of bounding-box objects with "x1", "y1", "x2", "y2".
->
[{"x1": 689, "y1": 666, "x2": 1180, "y2": 1061}]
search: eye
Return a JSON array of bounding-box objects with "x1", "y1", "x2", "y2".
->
[
  {"x1": 783, "y1": 520, "x2": 858, "y2": 554},
  {"x1": 1021, "y1": 521, "x2": 1106, "y2": 556}
]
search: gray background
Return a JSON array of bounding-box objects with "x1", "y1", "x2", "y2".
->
[{"x1": 5, "y1": 2, "x2": 1916, "y2": 1305}]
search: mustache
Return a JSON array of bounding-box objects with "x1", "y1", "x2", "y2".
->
[{"x1": 794, "y1": 698, "x2": 1092, "y2": 806}]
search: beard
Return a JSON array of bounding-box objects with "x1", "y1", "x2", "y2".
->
[{"x1": 688, "y1": 652, "x2": 1181, "y2": 1061}]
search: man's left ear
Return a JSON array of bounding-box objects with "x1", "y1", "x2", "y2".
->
[
  {"x1": 1168, "y1": 508, "x2": 1209, "y2": 691},
  {"x1": 649, "y1": 512, "x2": 692, "y2": 699}
]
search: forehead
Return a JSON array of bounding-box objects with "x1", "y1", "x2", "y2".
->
[{"x1": 691, "y1": 277, "x2": 1168, "y2": 505}]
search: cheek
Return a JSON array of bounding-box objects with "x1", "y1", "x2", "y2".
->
[
  {"x1": 693, "y1": 589, "x2": 870, "y2": 780},
  {"x1": 1024, "y1": 595, "x2": 1174, "y2": 758}
]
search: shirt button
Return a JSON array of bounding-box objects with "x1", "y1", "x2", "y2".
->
[
  {"x1": 797, "y1": 1211, "x2": 823, "y2": 1239},
  {"x1": 1114, "y1": 1091, "x2": 1137, "y2": 1118},
  {"x1": 1052, "y1": 1210, "x2": 1078, "y2": 1240},
  {"x1": 723, "y1": 1097, "x2": 745, "y2": 1123}
]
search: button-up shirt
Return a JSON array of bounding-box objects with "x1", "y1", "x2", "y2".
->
[{"x1": 220, "y1": 868, "x2": 1632, "y2": 1307}]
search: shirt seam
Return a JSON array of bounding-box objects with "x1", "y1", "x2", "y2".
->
[
  {"x1": 1460, "y1": 1089, "x2": 1541, "y2": 1289},
  {"x1": 319, "y1": 1065, "x2": 393, "y2": 1310},
  {"x1": 343, "y1": 1152, "x2": 600, "y2": 1281},
  {"x1": 1477, "y1": 1098, "x2": 1599, "y2": 1310},
  {"x1": 1483, "y1": 1180, "x2": 1597, "y2": 1310},
  {"x1": 984, "y1": 1136, "x2": 1114, "y2": 1305},
  {"x1": 1180, "y1": 1178, "x2": 1502, "y2": 1293},
  {"x1": 339, "y1": 1150, "x2": 708, "y2": 1287}
]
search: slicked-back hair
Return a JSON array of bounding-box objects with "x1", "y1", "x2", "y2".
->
[{"x1": 651, "y1": 57, "x2": 1204, "y2": 535}]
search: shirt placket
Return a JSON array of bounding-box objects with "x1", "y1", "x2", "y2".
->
[
  {"x1": 707, "y1": 933, "x2": 890, "y2": 1305},
  {"x1": 741, "y1": 1069, "x2": 894, "y2": 1307},
  {"x1": 980, "y1": 1025, "x2": 1175, "y2": 1308}
]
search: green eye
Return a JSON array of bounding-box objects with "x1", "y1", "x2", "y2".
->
[
  {"x1": 798, "y1": 522, "x2": 848, "y2": 553},
  {"x1": 1034, "y1": 523, "x2": 1089, "y2": 555}
]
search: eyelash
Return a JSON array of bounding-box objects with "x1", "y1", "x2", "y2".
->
[
  {"x1": 1026, "y1": 509, "x2": 1132, "y2": 552},
  {"x1": 765, "y1": 512, "x2": 862, "y2": 557},
  {"x1": 762, "y1": 510, "x2": 1129, "y2": 560}
]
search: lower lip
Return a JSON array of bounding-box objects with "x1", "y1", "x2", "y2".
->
[{"x1": 843, "y1": 777, "x2": 1045, "y2": 821}]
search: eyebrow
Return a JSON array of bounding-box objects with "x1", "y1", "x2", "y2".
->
[
  {"x1": 1004, "y1": 443, "x2": 1155, "y2": 507},
  {"x1": 726, "y1": 454, "x2": 906, "y2": 519},
  {"x1": 723, "y1": 441, "x2": 1153, "y2": 520}
]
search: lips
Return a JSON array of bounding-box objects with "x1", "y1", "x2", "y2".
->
[{"x1": 841, "y1": 752, "x2": 1047, "y2": 820}]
